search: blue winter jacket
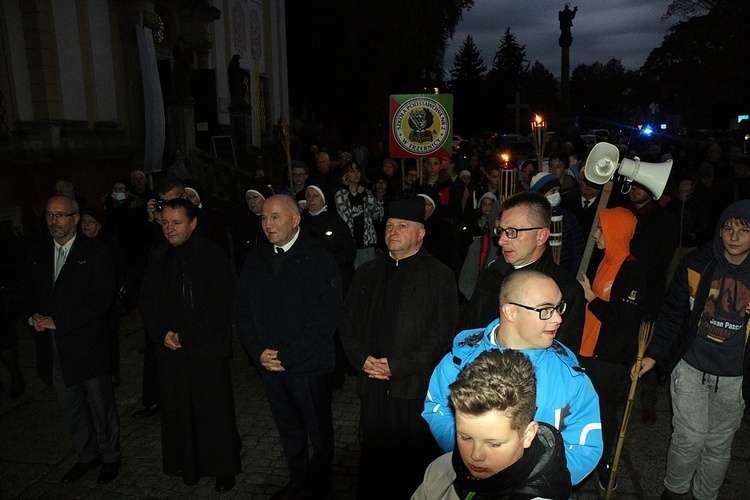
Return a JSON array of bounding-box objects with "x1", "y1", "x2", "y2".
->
[{"x1": 423, "y1": 319, "x2": 603, "y2": 486}]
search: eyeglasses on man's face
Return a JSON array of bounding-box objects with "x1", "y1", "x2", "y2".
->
[
  {"x1": 45, "y1": 212, "x2": 77, "y2": 221},
  {"x1": 509, "y1": 300, "x2": 566, "y2": 320},
  {"x1": 493, "y1": 226, "x2": 543, "y2": 239}
]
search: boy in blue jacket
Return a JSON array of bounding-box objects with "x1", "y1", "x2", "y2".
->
[{"x1": 424, "y1": 268, "x2": 603, "y2": 486}]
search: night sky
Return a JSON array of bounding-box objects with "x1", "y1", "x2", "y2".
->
[{"x1": 446, "y1": 0, "x2": 674, "y2": 77}]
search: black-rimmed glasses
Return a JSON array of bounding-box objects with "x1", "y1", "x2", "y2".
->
[
  {"x1": 509, "y1": 300, "x2": 566, "y2": 320},
  {"x1": 45, "y1": 212, "x2": 77, "y2": 220},
  {"x1": 493, "y1": 226, "x2": 543, "y2": 239}
]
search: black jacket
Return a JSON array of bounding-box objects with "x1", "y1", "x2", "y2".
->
[
  {"x1": 302, "y1": 208, "x2": 356, "y2": 293},
  {"x1": 17, "y1": 235, "x2": 115, "y2": 386},
  {"x1": 463, "y1": 246, "x2": 586, "y2": 354},
  {"x1": 339, "y1": 247, "x2": 458, "y2": 399},
  {"x1": 586, "y1": 258, "x2": 648, "y2": 363},
  {"x1": 139, "y1": 233, "x2": 234, "y2": 359},
  {"x1": 234, "y1": 228, "x2": 342, "y2": 375}
]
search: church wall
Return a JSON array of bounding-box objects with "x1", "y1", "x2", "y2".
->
[{"x1": 51, "y1": 0, "x2": 87, "y2": 120}]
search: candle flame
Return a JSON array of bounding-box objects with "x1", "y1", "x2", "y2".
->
[
  {"x1": 500, "y1": 153, "x2": 510, "y2": 162},
  {"x1": 535, "y1": 114, "x2": 543, "y2": 124}
]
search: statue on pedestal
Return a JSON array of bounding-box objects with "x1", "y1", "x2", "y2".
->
[
  {"x1": 558, "y1": 3, "x2": 578, "y2": 48},
  {"x1": 228, "y1": 54, "x2": 251, "y2": 111}
]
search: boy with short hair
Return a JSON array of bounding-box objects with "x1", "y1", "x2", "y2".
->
[{"x1": 413, "y1": 349, "x2": 571, "y2": 499}]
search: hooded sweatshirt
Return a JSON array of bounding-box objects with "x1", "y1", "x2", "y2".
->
[
  {"x1": 645, "y1": 200, "x2": 750, "y2": 394},
  {"x1": 580, "y1": 208, "x2": 642, "y2": 359},
  {"x1": 682, "y1": 200, "x2": 750, "y2": 376}
]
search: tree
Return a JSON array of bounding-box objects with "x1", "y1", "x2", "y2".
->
[
  {"x1": 571, "y1": 59, "x2": 636, "y2": 127},
  {"x1": 285, "y1": 0, "x2": 474, "y2": 148},
  {"x1": 487, "y1": 27, "x2": 529, "y2": 132},
  {"x1": 448, "y1": 35, "x2": 487, "y2": 134},
  {"x1": 525, "y1": 62, "x2": 558, "y2": 115},
  {"x1": 634, "y1": 0, "x2": 749, "y2": 127}
]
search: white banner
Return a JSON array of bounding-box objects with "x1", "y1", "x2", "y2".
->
[{"x1": 135, "y1": 25, "x2": 165, "y2": 174}]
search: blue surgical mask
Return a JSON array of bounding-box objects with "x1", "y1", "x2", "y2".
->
[
  {"x1": 547, "y1": 192, "x2": 561, "y2": 207},
  {"x1": 111, "y1": 192, "x2": 126, "y2": 201}
]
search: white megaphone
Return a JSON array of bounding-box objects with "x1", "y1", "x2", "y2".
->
[
  {"x1": 584, "y1": 142, "x2": 672, "y2": 199},
  {"x1": 584, "y1": 142, "x2": 620, "y2": 184},
  {"x1": 618, "y1": 156, "x2": 673, "y2": 200}
]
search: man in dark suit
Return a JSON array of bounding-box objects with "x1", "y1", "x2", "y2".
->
[
  {"x1": 561, "y1": 166, "x2": 602, "y2": 238},
  {"x1": 17, "y1": 195, "x2": 120, "y2": 484},
  {"x1": 235, "y1": 195, "x2": 342, "y2": 499}
]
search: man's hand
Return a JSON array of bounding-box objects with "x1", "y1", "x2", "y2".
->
[
  {"x1": 34, "y1": 314, "x2": 57, "y2": 331},
  {"x1": 147, "y1": 198, "x2": 157, "y2": 222},
  {"x1": 260, "y1": 349, "x2": 284, "y2": 372},
  {"x1": 631, "y1": 356, "x2": 655, "y2": 381},
  {"x1": 363, "y1": 356, "x2": 391, "y2": 380},
  {"x1": 31, "y1": 313, "x2": 47, "y2": 332},
  {"x1": 164, "y1": 331, "x2": 182, "y2": 350}
]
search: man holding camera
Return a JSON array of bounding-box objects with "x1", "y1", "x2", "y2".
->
[{"x1": 132, "y1": 179, "x2": 190, "y2": 419}]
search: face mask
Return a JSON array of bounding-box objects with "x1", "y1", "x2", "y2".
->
[
  {"x1": 547, "y1": 192, "x2": 561, "y2": 207},
  {"x1": 111, "y1": 192, "x2": 126, "y2": 201}
]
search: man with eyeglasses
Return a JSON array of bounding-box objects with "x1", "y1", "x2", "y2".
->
[
  {"x1": 424, "y1": 268, "x2": 603, "y2": 486},
  {"x1": 463, "y1": 191, "x2": 586, "y2": 354},
  {"x1": 17, "y1": 195, "x2": 121, "y2": 483}
]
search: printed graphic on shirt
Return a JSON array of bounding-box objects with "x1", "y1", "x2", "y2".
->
[{"x1": 699, "y1": 276, "x2": 750, "y2": 343}]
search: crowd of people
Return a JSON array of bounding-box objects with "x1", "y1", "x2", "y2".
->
[{"x1": 1, "y1": 128, "x2": 749, "y2": 499}]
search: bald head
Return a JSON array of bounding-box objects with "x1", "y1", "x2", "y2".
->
[{"x1": 500, "y1": 269, "x2": 553, "y2": 307}]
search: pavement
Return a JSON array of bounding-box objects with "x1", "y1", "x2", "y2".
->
[{"x1": 1, "y1": 311, "x2": 749, "y2": 499}]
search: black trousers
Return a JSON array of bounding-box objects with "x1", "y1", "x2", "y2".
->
[
  {"x1": 52, "y1": 346, "x2": 120, "y2": 464},
  {"x1": 579, "y1": 356, "x2": 626, "y2": 476},
  {"x1": 261, "y1": 372, "x2": 334, "y2": 487},
  {"x1": 356, "y1": 381, "x2": 441, "y2": 499}
]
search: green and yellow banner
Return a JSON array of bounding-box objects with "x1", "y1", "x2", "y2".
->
[{"x1": 389, "y1": 94, "x2": 453, "y2": 158}]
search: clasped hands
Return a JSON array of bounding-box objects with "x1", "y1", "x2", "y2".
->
[
  {"x1": 260, "y1": 349, "x2": 285, "y2": 372},
  {"x1": 164, "y1": 331, "x2": 182, "y2": 350},
  {"x1": 31, "y1": 313, "x2": 56, "y2": 332},
  {"x1": 363, "y1": 355, "x2": 391, "y2": 380}
]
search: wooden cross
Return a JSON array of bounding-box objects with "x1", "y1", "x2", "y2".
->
[{"x1": 505, "y1": 92, "x2": 529, "y2": 135}]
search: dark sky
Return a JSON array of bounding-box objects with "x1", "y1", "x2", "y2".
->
[{"x1": 445, "y1": 0, "x2": 674, "y2": 77}]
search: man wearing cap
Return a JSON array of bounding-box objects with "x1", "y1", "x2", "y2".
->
[
  {"x1": 340, "y1": 197, "x2": 458, "y2": 499},
  {"x1": 232, "y1": 180, "x2": 272, "y2": 276},
  {"x1": 235, "y1": 195, "x2": 342, "y2": 499},
  {"x1": 464, "y1": 191, "x2": 586, "y2": 354},
  {"x1": 530, "y1": 172, "x2": 585, "y2": 276}
]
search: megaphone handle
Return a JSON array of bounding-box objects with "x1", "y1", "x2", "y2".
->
[{"x1": 577, "y1": 180, "x2": 614, "y2": 278}]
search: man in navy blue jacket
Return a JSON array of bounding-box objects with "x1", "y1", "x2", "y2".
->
[
  {"x1": 235, "y1": 194, "x2": 342, "y2": 500},
  {"x1": 17, "y1": 195, "x2": 120, "y2": 484}
]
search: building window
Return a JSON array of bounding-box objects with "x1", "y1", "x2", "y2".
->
[{"x1": 259, "y1": 76, "x2": 271, "y2": 136}]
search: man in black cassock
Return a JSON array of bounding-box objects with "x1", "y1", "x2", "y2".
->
[
  {"x1": 339, "y1": 197, "x2": 459, "y2": 499},
  {"x1": 139, "y1": 198, "x2": 240, "y2": 492}
]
